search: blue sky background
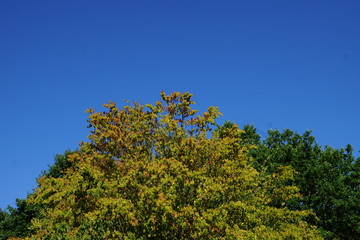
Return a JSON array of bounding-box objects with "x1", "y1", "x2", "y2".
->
[{"x1": 1, "y1": 0, "x2": 359, "y2": 209}]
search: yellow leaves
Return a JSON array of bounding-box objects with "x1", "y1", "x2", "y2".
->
[
  {"x1": 204, "y1": 106, "x2": 222, "y2": 122},
  {"x1": 85, "y1": 107, "x2": 95, "y2": 114},
  {"x1": 26, "y1": 91, "x2": 323, "y2": 239}
]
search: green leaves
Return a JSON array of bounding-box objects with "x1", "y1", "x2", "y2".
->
[
  {"x1": 0, "y1": 198, "x2": 40, "y2": 239},
  {"x1": 242, "y1": 127, "x2": 360, "y2": 240}
]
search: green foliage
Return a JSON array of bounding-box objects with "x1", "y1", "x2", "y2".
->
[
  {"x1": 26, "y1": 92, "x2": 322, "y2": 239},
  {"x1": 0, "y1": 150, "x2": 75, "y2": 240},
  {"x1": 220, "y1": 124, "x2": 360, "y2": 240},
  {"x1": 0, "y1": 199, "x2": 40, "y2": 239},
  {"x1": 41, "y1": 150, "x2": 75, "y2": 178},
  {"x1": 257, "y1": 129, "x2": 360, "y2": 240}
]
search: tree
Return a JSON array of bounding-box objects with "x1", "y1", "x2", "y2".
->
[
  {"x1": 0, "y1": 150, "x2": 75, "y2": 240},
  {"x1": 0, "y1": 199, "x2": 40, "y2": 239},
  {"x1": 25, "y1": 92, "x2": 322, "y2": 239},
  {"x1": 228, "y1": 124, "x2": 360, "y2": 240}
]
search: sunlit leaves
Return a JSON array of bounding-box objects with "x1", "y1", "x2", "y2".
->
[{"x1": 25, "y1": 92, "x2": 322, "y2": 239}]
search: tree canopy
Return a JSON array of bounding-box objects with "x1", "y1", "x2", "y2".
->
[
  {"x1": 20, "y1": 92, "x2": 321, "y2": 239},
  {"x1": 3, "y1": 92, "x2": 359, "y2": 239},
  {"x1": 219, "y1": 122, "x2": 360, "y2": 240}
]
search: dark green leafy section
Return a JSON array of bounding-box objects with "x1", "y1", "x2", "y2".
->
[
  {"x1": 218, "y1": 122, "x2": 360, "y2": 240},
  {"x1": 0, "y1": 199, "x2": 40, "y2": 239}
]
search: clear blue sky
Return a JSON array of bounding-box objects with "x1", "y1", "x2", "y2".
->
[{"x1": 1, "y1": 0, "x2": 359, "y2": 209}]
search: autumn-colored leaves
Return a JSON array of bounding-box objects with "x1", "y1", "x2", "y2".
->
[{"x1": 25, "y1": 92, "x2": 322, "y2": 239}]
